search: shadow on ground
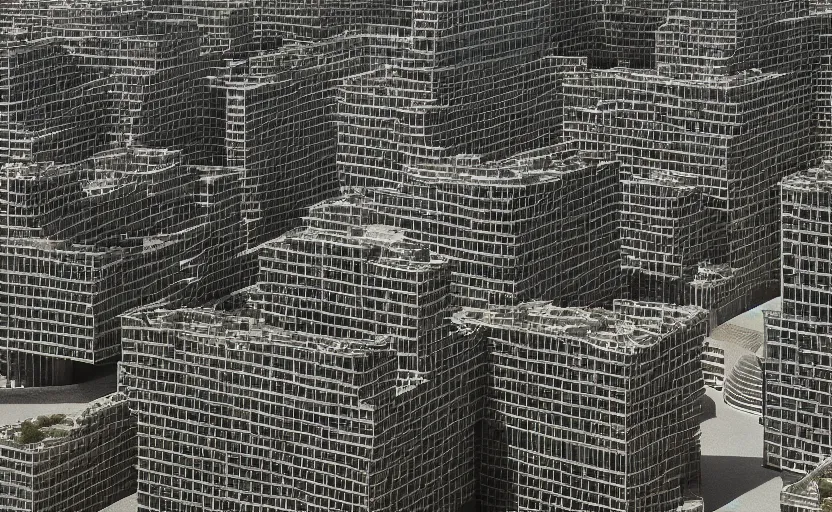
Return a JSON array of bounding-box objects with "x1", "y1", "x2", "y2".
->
[
  {"x1": 701, "y1": 455, "x2": 781, "y2": 511},
  {"x1": 700, "y1": 392, "x2": 717, "y2": 422},
  {"x1": 0, "y1": 364, "x2": 117, "y2": 404}
]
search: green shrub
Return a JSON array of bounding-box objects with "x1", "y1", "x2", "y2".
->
[
  {"x1": 34, "y1": 414, "x2": 66, "y2": 428},
  {"x1": 821, "y1": 496, "x2": 832, "y2": 512},
  {"x1": 820, "y1": 478, "x2": 832, "y2": 500},
  {"x1": 16, "y1": 421, "x2": 45, "y2": 445}
]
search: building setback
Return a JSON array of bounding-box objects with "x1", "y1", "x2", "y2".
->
[
  {"x1": 362, "y1": 144, "x2": 621, "y2": 308},
  {"x1": 119, "y1": 297, "x2": 707, "y2": 512},
  {"x1": 0, "y1": 392, "x2": 136, "y2": 512},
  {"x1": 564, "y1": 62, "x2": 815, "y2": 329},
  {"x1": 119, "y1": 192, "x2": 707, "y2": 512},
  {"x1": 119, "y1": 308, "x2": 485, "y2": 512},
  {"x1": 0, "y1": 148, "x2": 247, "y2": 386},
  {"x1": 254, "y1": 223, "x2": 450, "y2": 373},
  {"x1": 764, "y1": 165, "x2": 832, "y2": 474},
  {"x1": 202, "y1": 36, "x2": 379, "y2": 250}
]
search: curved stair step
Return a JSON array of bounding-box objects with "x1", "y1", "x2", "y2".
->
[{"x1": 723, "y1": 354, "x2": 764, "y2": 416}]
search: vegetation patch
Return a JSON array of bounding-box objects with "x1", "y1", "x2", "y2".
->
[
  {"x1": 12, "y1": 414, "x2": 70, "y2": 445},
  {"x1": 34, "y1": 415, "x2": 67, "y2": 428},
  {"x1": 16, "y1": 421, "x2": 46, "y2": 445}
]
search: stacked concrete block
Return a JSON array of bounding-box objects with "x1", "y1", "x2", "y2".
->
[
  {"x1": 360, "y1": 145, "x2": 621, "y2": 308},
  {"x1": 565, "y1": 67, "x2": 814, "y2": 325},
  {"x1": 764, "y1": 165, "x2": 832, "y2": 473},
  {"x1": 0, "y1": 147, "x2": 247, "y2": 385},
  {"x1": 564, "y1": 0, "x2": 820, "y2": 326},
  {"x1": 253, "y1": 223, "x2": 451, "y2": 373},
  {"x1": 118, "y1": 297, "x2": 707, "y2": 512},
  {"x1": 620, "y1": 169, "x2": 714, "y2": 286},
  {"x1": 0, "y1": 35, "x2": 103, "y2": 164},
  {"x1": 589, "y1": 0, "x2": 670, "y2": 69},
  {"x1": 458, "y1": 300, "x2": 708, "y2": 512},
  {"x1": 338, "y1": 56, "x2": 587, "y2": 190},
  {"x1": 142, "y1": 0, "x2": 253, "y2": 54},
  {"x1": 332, "y1": 0, "x2": 583, "y2": 190},
  {"x1": 203, "y1": 36, "x2": 379, "y2": 250},
  {"x1": 0, "y1": 392, "x2": 137, "y2": 512},
  {"x1": 119, "y1": 305, "x2": 485, "y2": 511},
  {"x1": 656, "y1": 1, "x2": 814, "y2": 79}
]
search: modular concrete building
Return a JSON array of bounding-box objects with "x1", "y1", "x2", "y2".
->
[
  {"x1": 764, "y1": 165, "x2": 832, "y2": 473},
  {"x1": 0, "y1": 392, "x2": 136, "y2": 512}
]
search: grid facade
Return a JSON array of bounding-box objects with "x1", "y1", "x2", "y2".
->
[
  {"x1": 460, "y1": 300, "x2": 707, "y2": 512},
  {"x1": 66, "y1": 18, "x2": 218, "y2": 154},
  {"x1": 1, "y1": 148, "x2": 247, "y2": 383},
  {"x1": 0, "y1": 36, "x2": 102, "y2": 164},
  {"x1": 620, "y1": 169, "x2": 712, "y2": 282},
  {"x1": 360, "y1": 145, "x2": 621, "y2": 309},
  {"x1": 118, "y1": 297, "x2": 706, "y2": 512},
  {"x1": 119, "y1": 308, "x2": 484, "y2": 512},
  {"x1": 254, "y1": 224, "x2": 450, "y2": 373},
  {"x1": 764, "y1": 166, "x2": 832, "y2": 473},
  {"x1": 564, "y1": 68, "x2": 815, "y2": 324},
  {"x1": 203, "y1": 37, "x2": 375, "y2": 249},
  {"x1": 0, "y1": 392, "x2": 137, "y2": 512},
  {"x1": 655, "y1": 1, "x2": 814, "y2": 80},
  {"x1": 337, "y1": 56, "x2": 586, "y2": 190}
]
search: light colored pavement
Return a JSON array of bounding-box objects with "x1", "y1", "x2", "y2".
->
[
  {"x1": 700, "y1": 296, "x2": 786, "y2": 512},
  {"x1": 701, "y1": 387, "x2": 782, "y2": 512},
  {"x1": 101, "y1": 493, "x2": 138, "y2": 512}
]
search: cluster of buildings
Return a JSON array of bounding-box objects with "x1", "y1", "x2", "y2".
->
[{"x1": 1, "y1": 0, "x2": 832, "y2": 511}]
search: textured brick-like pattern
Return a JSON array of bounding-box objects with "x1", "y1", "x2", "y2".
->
[{"x1": 0, "y1": 393, "x2": 137, "y2": 512}]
